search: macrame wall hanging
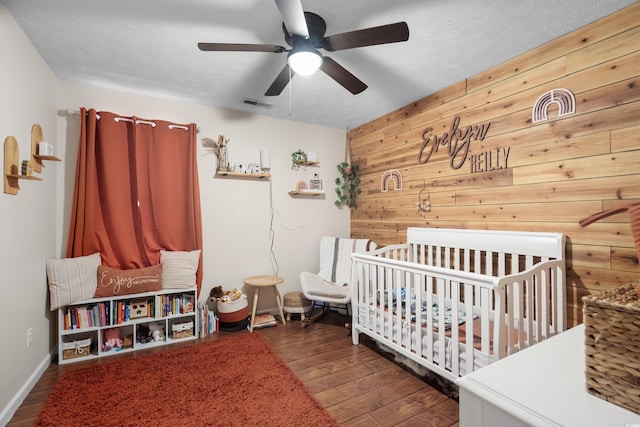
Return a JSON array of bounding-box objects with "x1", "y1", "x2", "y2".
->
[
  {"x1": 416, "y1": 183, "x2": 431, "y2": 218},
  {"x1": 381, "y1": 169, "x2": 402, "y2": 192}
]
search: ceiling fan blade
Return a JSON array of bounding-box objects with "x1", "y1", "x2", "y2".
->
[
  {"x1": 322, "y1": 22, "x2": 409, "y2": 51},
  {"x1": 265, "y1": 64, "x2": 295, "y2": 96},
  {"x1": 320, "y1": 57, "x2": 367, "y2": 95},
  {"x1": 274, "y1": 0, "x2": 309, "y2": 38},
  {"x1": 198, "y1": 42, "x2": 286, "y2": 53}
]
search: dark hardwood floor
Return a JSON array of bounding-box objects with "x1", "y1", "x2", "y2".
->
[{"x1": 7, "y1": 312, "x2": 459, "y2": 426}]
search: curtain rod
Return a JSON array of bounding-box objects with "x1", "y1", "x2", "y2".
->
[{"x1": 64, "y1": 109, "x2": 198, "y2": 132}]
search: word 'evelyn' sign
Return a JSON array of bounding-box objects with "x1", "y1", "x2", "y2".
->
[{"x1": 418, "y1": 115, "x2": 510, "y2": 173}]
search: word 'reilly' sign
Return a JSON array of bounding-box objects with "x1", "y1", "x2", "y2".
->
[{"x1": 418, "y1": 115, "x2": 510, "y2": 173}]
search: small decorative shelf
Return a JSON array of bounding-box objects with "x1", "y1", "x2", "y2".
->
[
  {"x1": 288, "y1": 191, "x2": 325, "y2": 198},
  {"x1": 31, "y1": 124, "x2": 61, "y2": 172},
  {"x1": 4, "y1": 136, "x2": 42, "y2": 195},
  {"x1": 34, "y1": 154, "x2": 62, "y2": 163},
  {"x1": 293, "y1": 160, "x2": 320, "y2": 168},
  {"x1": 214, "y1": 171, "x2": 271, "y2": 181}
]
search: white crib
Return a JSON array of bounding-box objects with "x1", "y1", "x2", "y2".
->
[{"x1": 351, "y1": 227, "x2": 566, "y2": 382}]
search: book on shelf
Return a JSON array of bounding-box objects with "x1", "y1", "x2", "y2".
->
[{"x1": 181, "y1": 293, "x2": 195, "y2": 313}]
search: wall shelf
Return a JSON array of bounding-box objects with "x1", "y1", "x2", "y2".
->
[
  {"x1": 4, "y1": 136, "x2": 41, "y2": 195},
  {"x1": 294, "y1": 160, "x2": 319, "y2": 167},
  {"x1": 4, "y1": 124, "x2": 60, "y2": 194},
  {"x1": 31, "y1": 124, "x2": 61, "y2": 172},
  {"x1": 34, "y1": 154, "x2": 62, "y2": 162},
  {"x1": 214, "y1": 171, "x2": 271, "y2": 180},
  {"x1": 288, "y1": 191, "x2": 325, "y2": 198}
]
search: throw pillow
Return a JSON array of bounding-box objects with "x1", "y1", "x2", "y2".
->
[
  {"x1": 46, "y1": 252, "x2": 102, "y2": 311},
  {"x1": 95, "y1": 264, "x2": 162, "y2": 298},
  {"x1": 160, "y1": 249, "x2": 200, "y2": 289}
]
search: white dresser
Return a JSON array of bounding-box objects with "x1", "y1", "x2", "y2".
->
[{"x1": 458, "y1": 325, "x2": 640, "y2": 427}]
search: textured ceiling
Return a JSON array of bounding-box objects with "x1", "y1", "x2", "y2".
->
[{"x1": 4, "y1": 0, "x2": 636, "y2": 129}]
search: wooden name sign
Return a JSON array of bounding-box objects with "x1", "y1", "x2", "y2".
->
[{"x1": 418, "y1": 115, "x2": 510, "y2": 174}]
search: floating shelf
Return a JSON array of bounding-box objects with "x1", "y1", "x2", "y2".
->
[
  {"x1": 31, "y1": 124, "x2": 61, "y2": 172},
  {"x1": 288, "y1": 190, "x2": 325, "y2": 198},
  {"x1": 214, "y1": 171, "x2": 271, "y2": 181},
  {"x1": 293, "y1": 160, "x2": 320, "y2": 167},
  {"x1": 34, "y1": 154, "x2": 62, "y2": 162},
  {"x1": 4, "y1": 136, "x2": 41, "y2": 195}
]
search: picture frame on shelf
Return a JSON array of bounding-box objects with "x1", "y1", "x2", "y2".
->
[{"x1": 310, "y1": 174, "x2": 322, "y2": 190}]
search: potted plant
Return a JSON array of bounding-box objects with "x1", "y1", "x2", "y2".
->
[
  {"x1": 291, "y1": 149, "x2": 307, "y2": 170},
  {"x1": 334, "y1": 162, "x2": 361, "y2": 209}
]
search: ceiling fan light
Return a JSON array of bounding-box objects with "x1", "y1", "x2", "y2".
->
[{"x1": 288, "y1": 49, "x2": 322, "y2": 76}]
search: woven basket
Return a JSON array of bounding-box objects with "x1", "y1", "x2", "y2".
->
[
  {"x1": 171, "y1": 321, "x2": 194, "y2": 339},
  {"x1": 62, "y1": 337, "x2": 92, "y2": 360},
  {"x1": 582, "y1": 280, "x2": 640, "y2": 414},
  {"x1": 580, "y1": 203, "x2": 640, "y2": 257}
]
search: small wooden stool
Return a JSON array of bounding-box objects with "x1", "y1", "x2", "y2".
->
[{"x1": 283, "y1": 291, "x2": 312, "y2": 321}]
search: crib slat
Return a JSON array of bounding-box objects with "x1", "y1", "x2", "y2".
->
[
  {"x1": 550, "y1": 266, "x2": 558, "y2": 333},
  {"x1": 425, "y1": 274, "x2": 434, "y2": 365},
  {"x1": 533, "y1": 271, "x2": 540, "y2": 345},
  {"x1": 413, "y1": 272, "x2": 422, "y2": 358},
  {"x1": 436, "y1": 278, "x2": 447, "y2": 370},
  {"x1": 505, "y1": 281, "x2": 514, "y2": 354},
  {"x1": 525, "y1": 276, "x2": 534, "y2": 348},
  {"x1": 496, "y1": 286, "x2": 507, "y2": 359},
  {"x1": 539, "y1": 270, "x2": 551, "y2": 341},
  {"x1": 516, "y1": 280, "x2": 524, "y2": 352},
  {"x1": 480, "y1": 286, "x2": 491, "y2": 355},
  {"x1": 464, "y1": 283, "x2": 475, "y2": 375},
  {"x1": 450, "y1": 279, "x2": 460, "y2": 377}
]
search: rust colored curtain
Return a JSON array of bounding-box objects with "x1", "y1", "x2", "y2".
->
[{"x1": 66, "y1": 108, "x2": 203, "y2": 292}]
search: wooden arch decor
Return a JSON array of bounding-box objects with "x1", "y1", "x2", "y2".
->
[
  {"x1": 532, "y1": 88, "x2": 576, "y2": 123},
  {"x1": 381, "y1": 169, "x2": 402, "y2": 192}
]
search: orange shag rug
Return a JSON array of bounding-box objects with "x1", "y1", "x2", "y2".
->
[{"x1": 35, "y1": 333, "x2": 338, "y2": 427}]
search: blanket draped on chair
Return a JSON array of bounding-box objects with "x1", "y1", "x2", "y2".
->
[{"x1": 317, "y1": 237, "x2": 376, "y2": 286}]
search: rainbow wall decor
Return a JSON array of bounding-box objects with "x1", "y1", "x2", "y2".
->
[
  {"x1": 532, "y1": 88, "x2": 576, "y2": 123},
  {"x1": 381, "y1": 169, "x2": 402, "y2": 192}
]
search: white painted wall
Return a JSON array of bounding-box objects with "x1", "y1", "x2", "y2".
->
[
  {"x1": 1, "y1": 1, "x2": 349, "y2": 421},
  {"x1": 0, "y1": 3, "x2": 60, "y2": 422}
]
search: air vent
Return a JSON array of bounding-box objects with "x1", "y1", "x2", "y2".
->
[{"x1": 241, "y1": 98, "x2": 273, "y2": 108}]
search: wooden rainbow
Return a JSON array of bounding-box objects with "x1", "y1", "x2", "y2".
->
[
  {"x1": 381, "y1": 169, "x2": 402, "y2": 192},
  {"x1": 532, "y1": 88, "x2": 576, "y2": 123}
]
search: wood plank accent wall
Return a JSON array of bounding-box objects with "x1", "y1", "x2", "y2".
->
[{"x1": 349, "y1": 3, "x2": 640, "y2": 327}]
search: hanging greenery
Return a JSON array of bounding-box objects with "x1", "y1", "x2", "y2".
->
[{"x1": 334, "y1": 162, "x2": 361, "y2": 209}]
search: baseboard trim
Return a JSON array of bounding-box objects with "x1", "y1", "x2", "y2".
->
[{"x1": 0, "y1": 350, "x2": 54, "y2": 425}]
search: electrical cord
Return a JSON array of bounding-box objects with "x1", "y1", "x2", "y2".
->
[{"x1": 266, "y1": 177, "x2": 322, "y2": 276}]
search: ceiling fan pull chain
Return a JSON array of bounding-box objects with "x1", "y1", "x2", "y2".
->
[{"x1": 288, "y1": 65, "x2": 293, "y2": 117}]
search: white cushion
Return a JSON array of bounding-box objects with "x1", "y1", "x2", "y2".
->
[
  {"x1": 46, "y1": 252, "x2": 101, "y2": 311},
  {"x1": 160, "y1": 249, "x2": 200, "y2": 289}
]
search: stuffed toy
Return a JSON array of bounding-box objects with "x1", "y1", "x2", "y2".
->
[
  {"x1": 210, "y1": 285, "x2": 224, "y2": 300},
  {"x1": 220, "y1": 288, "x2": 242, "y2": 303},
  {"x1": 137, "y1": 324, "x2": 151, "y2": 343},
  {"x1": 102, "y1": 328, "x2": 123, "y2": 351},
  {"x1": 148, "y1": 323, "x2": 165, "y2": 341},
  {"x1": 122, "y1": 334, "x2": 133, "y2": 349},
  {"x1": 208, "y1": 284, "x2": 224, "y2": 311}
]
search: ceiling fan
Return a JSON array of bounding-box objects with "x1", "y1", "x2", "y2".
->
[{"x1": 198, "y1": 0, "x2": 409, "y2": 96}]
